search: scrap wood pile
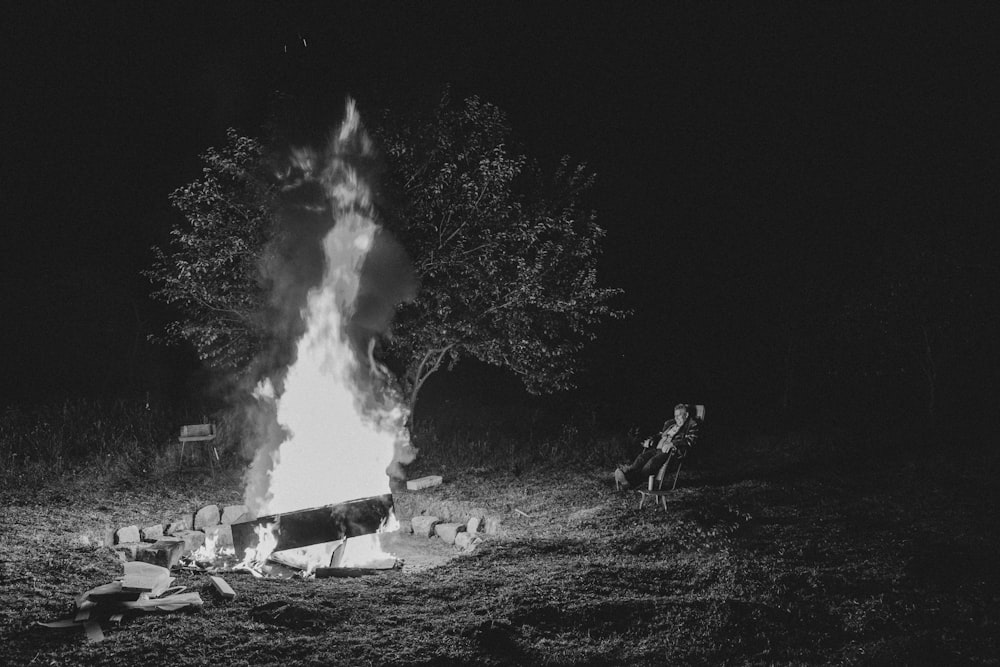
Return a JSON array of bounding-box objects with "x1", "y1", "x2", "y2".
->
[{"x1": 37, "y1": 561, "x2": 233, "y2": 643}]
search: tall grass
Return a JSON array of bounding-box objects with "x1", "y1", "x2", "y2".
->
[
  {"x1": 408, "y1": 403, "x2": 639, "y2": 475},
  {"x1": 0, "y1": 398, "x2": 242, "y2": 490},
  {"x1": 0, "y1": 395, "x2": 860, "y2": 493}
]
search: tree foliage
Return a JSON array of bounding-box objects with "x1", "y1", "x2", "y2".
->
[
  {"x1": 148, "y1": 94, "x2": 624, "y2": 411},
  {"x1": 146, "y1": 130, "x2": 277, "y2": 373},
  {"x1": 372, "y1": 94, "x2": 624, "y2": 409}
]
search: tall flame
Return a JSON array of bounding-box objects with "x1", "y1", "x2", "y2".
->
[{"x1": 245, "y1": 100, "x2": 411, "y2": 522}]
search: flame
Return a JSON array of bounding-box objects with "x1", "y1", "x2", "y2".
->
[
  {"x1": 338, "y1": 512, "x2": 400, "y2": 569},
  {"x1": 239, "y1": 522, "x2": 279, "y2": 569},
  {"x1": 236, "y1": 100, "x2": 408, "y2": 573}
]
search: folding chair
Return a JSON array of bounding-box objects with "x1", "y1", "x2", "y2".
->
[
  {"x1": 178, "y1": 422, "x2": 218, "y2": 470},
  {"x1": 635, "y1": 404, "x2": 705, "y2": 510}
]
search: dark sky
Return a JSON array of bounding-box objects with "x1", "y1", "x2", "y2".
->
[{"x1": 3, "y1": 3, "x2": 998, "y2": 422}]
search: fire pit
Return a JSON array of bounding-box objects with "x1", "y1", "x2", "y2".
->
[{"x1": 230, "y1": 494, "x2": 395, "y2": 556}]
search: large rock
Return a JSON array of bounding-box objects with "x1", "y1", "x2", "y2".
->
[
  {"x1": 172, "y1": 530, "x2": 206, "y2": 554},
  {"x1": 434, "y1": 522, "x2": 466, "y2": 545},
  {"x1": 112, "y1": 542, "x2": 143, "y2": 560},
  {"x1": 194, "y1": 505, "x2": 221, "y2": 530},
  {"x1": 136, "y1": 539, "x2": 185, "y2": 569},
  {"x1": 411, "y1": 515, "x2": 441, "y2": 538},
  {"x1": 140, "y1": 524, "x2": 164, "y2": 542},
  {"x1": 203, "y1": 523, "x2": 234, "y2": 549},
  {"x1": 484, "y1": 516, "x2": 503, "y2": 536},
  {"x1": 115, "y1": 525, "x2": 140, "y2": 544},
  {"x1": 221, "y1": 505, "x2": 249, "y2": 524},
  {"x1": 454, "y1": 532, "x2": 476, "y2": 552},
  {"x1": 166, "y1": 517, "x2": 193, "y2": 535}
]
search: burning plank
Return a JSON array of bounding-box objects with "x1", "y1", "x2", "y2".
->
[{"x1": 230, "y1": 494, "x2": 394, "y2": 557}]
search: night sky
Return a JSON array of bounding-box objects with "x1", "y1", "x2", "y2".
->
[{"x1": 3, "y1": 4, "x2": 998, "y2": 428}]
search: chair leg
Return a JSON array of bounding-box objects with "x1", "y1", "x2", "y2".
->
[{"x1": 671, "y1": 462, "x2": 683, "y2": 490}]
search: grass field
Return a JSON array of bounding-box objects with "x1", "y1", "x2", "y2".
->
[{"x1": 1, "y1": 403, "x2": 998, "y2": 665}]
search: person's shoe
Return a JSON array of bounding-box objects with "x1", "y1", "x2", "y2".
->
[{"x1": 614, "y1": 468, "x2": 629, "y2": 489}]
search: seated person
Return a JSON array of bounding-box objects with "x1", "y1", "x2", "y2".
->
[{"x1": 615, "y1": 403, "x2": 700, "y2": 489}]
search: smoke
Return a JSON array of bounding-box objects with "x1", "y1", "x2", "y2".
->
[{"x1": 240, "y1": 99, "x2": 417, "y2": 516}]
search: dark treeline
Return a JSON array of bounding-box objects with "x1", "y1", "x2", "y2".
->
[{"x1": 5, "y1": 5, "x2": 997, "y2": 450}]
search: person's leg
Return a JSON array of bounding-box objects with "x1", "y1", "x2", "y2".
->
[
  {"x1": 639, "y1": 451, "x2": 671, "y2": 485},
  {"x1": 621, "y1": 448, "x2": 656, "y2": 487}
]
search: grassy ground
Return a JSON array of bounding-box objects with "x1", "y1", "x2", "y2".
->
[{"x1": 1, "y1": 421, "x2": 998, "y2": 665}]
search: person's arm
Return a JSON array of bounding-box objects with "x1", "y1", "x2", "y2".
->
[
  {"x1": 656, "y1": 421, "x2": 678, "y2": 452},
  {"x1": 673, "y1": 419, "x2": 700, "y2": 457}
]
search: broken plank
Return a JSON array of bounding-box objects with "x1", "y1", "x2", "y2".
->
[
  {"x1": 406, "y1": 475, "x2": 442, "y2": 491},
  {"x1": 209, "y1": 576, "x2": 236, "y2": 600},
  {"x1": 314, "y1": 567, "x2": 381, "y2": 578},
  {"x1": 231, "y1": 494, "x2": 394, "y2": 556},
  {"x1": 84, "y1": 621, "x2": 105, "y2": 643}
]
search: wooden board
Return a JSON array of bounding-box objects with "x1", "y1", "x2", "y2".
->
[
  {"x1": 209, "y1": 576, "x2": 236, "y2": 599},
  {"x1": 230, "y1": 494, "x2": 394, "y2": 556}
]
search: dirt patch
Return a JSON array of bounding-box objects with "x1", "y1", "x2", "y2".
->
[
  {"x1": 379, "y1": 530, "x2": 461, "y2": 572},
  {"x1": 1, "y1": 454, "x2": 998, "y2": 664}
]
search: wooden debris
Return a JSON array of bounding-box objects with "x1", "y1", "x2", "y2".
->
[
  {"x1": 122, "y1": 562, "x2": 171, "y2": 592},
  {"x1": 406, "y1": 475, "x2": 443, "y2": 490},
  {"x1": 314, "y1": 566, "x2": 387, "y2": 578},
  {"x1": 209, "y1": 576, "x2": 236, "y2": 600},
  {"x1": 231, "y1": 494, "x2": 394, "y2": 555},
  {"x1": 83, "y1": 621, "x2": 104, "y2": 643}
]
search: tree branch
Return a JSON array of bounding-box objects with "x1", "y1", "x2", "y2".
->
[{"x1": 408, "y1": 344, "x2": 454, "y2": 413}]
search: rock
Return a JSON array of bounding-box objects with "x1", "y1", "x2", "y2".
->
[
  {"x1": 221, "y1": 505, "x2": 249, "y2": 524},
  {"x1": 467, "y1": 516, "x2": 481, "y2": 535},
  {"x1": 203, "y1": 523, "x2": 234, "y2": 549},
  {"x1": 140, "y1": 524, "x2": 164, "y2": 542},
  {"x1": 411, "y1": 515, "x2": 441, "y2": 538},
  {"x1": 136, "y1": 539, "x2": 185, "y2": 569},
  {"x1": 454, "y1": 532, "x2": 476, "y2": 552},
  {"x1": 166, "y1": 517, "x2": 193, "y2": 535},
  {"x1": 115, "y1": 525, "x2": 140, "y2": 544},
  {"x1": 194, "y1": 505, "x2": 221, "y2": 530},
  {"x1": 112, "y1": 542, "x2": 143, "y2": 560},
  {"x1": 172, "y1": 530, "x2": 206, "y2": 554},
  {"x1": 434, "y1": 522, "x2": 466, "y2": 545},
  {"x1": 484, "y1": 516, "x2": 502, "y2": 536}
]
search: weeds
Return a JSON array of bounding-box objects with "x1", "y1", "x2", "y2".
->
[
  {"x1": 0, "y1": 397, "x2": 997, "y2": 665},
  {"x1": 0, "y1": 399, "x2": 249, "y2": 493}
]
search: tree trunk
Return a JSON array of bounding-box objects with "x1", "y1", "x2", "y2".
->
[{"x1": 405, "y1": 345, "x2": 454, "y2": 424}]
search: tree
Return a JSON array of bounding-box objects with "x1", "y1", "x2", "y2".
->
[
  {"x1": 371, "y1": 93, "x2": 625, "y2": 412},
  {"x1": 146, "y1": 130, "x2": 277, "y2": 374},
  {"x1": 148, "y1": 94, "x2": 624, "y2": 414}
]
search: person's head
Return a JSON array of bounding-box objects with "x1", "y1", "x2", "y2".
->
[{"x1": 673, "y1": 403, "x2": 689, "y2": 425}]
